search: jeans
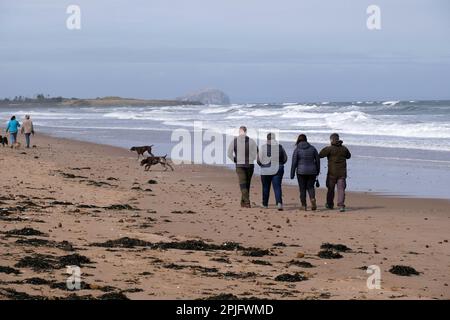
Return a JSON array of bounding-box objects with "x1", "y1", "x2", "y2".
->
[
  {"x1": 326, "y1": 175, "x2": 347, "y2": 208},
  {"x1": 236, "y1": 166, "x2": 254, "y2": 205},
  {"x1": 261, "y1": 166, "x2": 284, "y2": 207},
  {"x1": 10, "y1": 132, "x2": 17, "y2": 145},
  {"x1": 297, "y1": 174, "x2": 316, "y2": 206},
  {"x1": 25, "y1": 133, "x2": 31, "y2": 148}
]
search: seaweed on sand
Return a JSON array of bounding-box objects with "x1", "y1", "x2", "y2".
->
[
  {"x1": 0, "y1": 266, "x2": 21, "y2": 275},
  {"x1": 91, "y1": 237, "x2": 152, "y2": 248},
  {"x1": 0, "y1": 288, "x2": 48, "y2": 300},
  {"x1": 91, "y1": 238, "x2": 272, "y2": 256},
  {"x1": 242, "y1": 248, "x2": 271, "y2": 257},
  {"x1": 389, "y1": 265, "x2": 420, "y2": 276},
  {"x1": 274, "y1": 273, "x2": 308, "y2": 282},
  {"x1": 15, "y1": 253, "x2": 93, "y2": 271},
  {"x1": 15, "y1": 238, "x2": 74, "y2": 251},
  {"x1": 318, "y1": 250, "x2": 343, "y2": 259},
  {"x1": 251, "y1": 260, "x2": 272, "y2": 266},
  {"x1": 288, "y1": 260, "x2": 315, "y2": 268},
  {"x1": 320, "y1": 243, "x2": 352, "y2": 252},
  {"x1": 5, "y1": 227, "x2": 47, "y2": 237},
  {"x1": 103, "y1": 204, "x2": 139, "y2": 211}
]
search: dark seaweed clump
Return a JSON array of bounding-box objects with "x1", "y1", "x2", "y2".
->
[
  {"x1": 251, "y1": 260, "x2": 272, "y2": 266},
  {"x1": 15, "y1": 253, "x2": 93, "y2": 271},
  {"x1": 389, "y1": 265, "x2": 420, "y2": 276},
  {"x1": 0, "y1": 266, "x2": 21, "y2": 275},
  {"x1": 320, "y1": 243, "x2": 352, "y2": 252},
  {"x1": 5, "y1": 227, "x2": 47, "y2": 237},
  {"x1": 103, "y1": 204, "x2": 138, "y2": 211},
  {"x1": 91, "y1": 238, "x2": 271, "y2": 256},
  {"x1": 210, "y1": 257, "x2": 231, "y2": 264},
  {"x1": 0, "y1": 288, "x2": 48, "y2": 300},
  {"x1": 242, "y1": 248, "x2": 271, "y2": 257},
  {"x1": 15, "y1": 238, "x2": 74, "y2": 251},
  {"x1": 91, "y1": 237, "x2": 152, "y2": 248},
  {"x1": 318, "y1": 250, "x2": 343, "y2": 259},
  {"x1": 288, "y1": 260, "x2": 315, "y2": 268},
  {"x1": 203, "y1": 293, "x2": 240, "y2": 300},
  {"x1": 275, "y1": 273, "x2": 308, "y2": 282},
  {"x1": 98, "y1": 292, "x2": 129, "y2": 300}
]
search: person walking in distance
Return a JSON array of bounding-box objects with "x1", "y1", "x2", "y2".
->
[
  {"x1": 227, "y1": 126, "x2": 258, "y2": 208},
  {"x1": 21, "y1": 115, "x2": 35, "y2": 148},
  {"x1": 5, "y1": 115, "x2": 20, "y2": 148},
  {"x1": 319, "y1": 133, "x2": 351, "y2": 212}
]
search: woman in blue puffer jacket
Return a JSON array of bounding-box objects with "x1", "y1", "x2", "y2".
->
[
  {"x1": 6, "y1": 115, "x2": 21, "y2": 148},
  {"x1": 290, "y1": 134, "x2": 320, "y2": 211}
]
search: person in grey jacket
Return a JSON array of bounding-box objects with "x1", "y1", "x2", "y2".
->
[{"x1": 290, "y1": 134, "x2": 320, "y2": 211}]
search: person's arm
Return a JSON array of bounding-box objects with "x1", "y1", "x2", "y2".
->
[
  {"x1": 314, "y1": 148, "x2": 321, "y2": 175},
  {"x1": 227, "y1": 139, "x2": 235, "y2": 163},
  {"x1": 290, "y1": 148, "x2": 298, "y2": 179},
  {"x1": 31, "y1": 122, "x2": 35, "y2": 135},
  {"x1": 346, "y1": 147, "x2": 351, "y2": 159},
  {"x1": 319, "y1": 146, "x2": 329, "y2": 159},
  {"x1": 256, "y1": 145, "x2": 263, "y2": 167},
  {"x1": 280, "y1": 145, "x2": 288, "y2": 165},
  {"x1": 5, "y1": 122, "x2": 9, "y2": 133}
]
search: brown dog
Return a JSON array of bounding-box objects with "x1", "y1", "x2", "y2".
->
[
  {"x1": 130, "y1": 145, "x2": 154, "y2": 159},
  {"x1": 140, "y1": 155, "x2": 174, "y2": 172}
]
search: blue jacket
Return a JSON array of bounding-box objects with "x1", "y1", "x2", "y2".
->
[
  {"x1": 290, "y1": 142, "x2": 320, "y2": 178},
  {"x1": 6, "y1": 119, "x2": 20, "y2": 133}
]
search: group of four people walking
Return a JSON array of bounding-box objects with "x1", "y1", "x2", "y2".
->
[{"x1": 227, "y1": 126, "x2": 351, "y2": 212}]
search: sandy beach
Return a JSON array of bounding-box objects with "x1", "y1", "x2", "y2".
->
[{"x1": 0, "y1": 134, "x2": 449, "y2": 300}]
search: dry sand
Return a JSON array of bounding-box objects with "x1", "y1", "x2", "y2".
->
[{"x1": 0, "y1": 134, "x2": 449, "y2": 300}]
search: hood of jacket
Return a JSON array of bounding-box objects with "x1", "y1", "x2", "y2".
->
[{"x1": 297, "y1": 141, "x2": 311, "y2": 149}]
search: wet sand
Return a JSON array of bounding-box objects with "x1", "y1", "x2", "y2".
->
[{"x1": 0, "y1": 134, "x2": 449, "y2": 300}]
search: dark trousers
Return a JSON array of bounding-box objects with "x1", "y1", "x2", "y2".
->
[
  {"x1": 326, "y1": 175, "x2": 347, "y2": 208},
  {"x1": 236, "y1": 166, "x2": 254, "y2": 205},
  {"x1": 25, "y1": 133, "x2": 31, "y2": 148},
  {"x1": 261, "y1": 166, "x2": 284, "y2": 206},
  {"x1": 297, "y1": 174, "x2": 316, "y2": 206}
]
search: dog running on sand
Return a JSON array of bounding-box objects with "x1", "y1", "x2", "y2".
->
[
  {"x1": 140, "y1": 155, "x2": 174, "y2": 172},
  {"x1": 130, "y1": 145, "x2": 154, "y2": 159}
]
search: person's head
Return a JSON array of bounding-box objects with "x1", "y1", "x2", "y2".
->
[
  {"x1": 295, "y1": 134, "x2": 307, "y2": 145},
  {"x1": 10, "y1": 116, "x2": 16, "y2": 121},
  {"x1": 239, "y1": 126, "x2": 247, "y2": 136},
  {"x1": 330, "y1": 133, "x2": 340, "y2": 143},
  {"x1": 267, "y1": 132, "x2": 276, "y2": 142},
  {"x1": 25, "y1": 115, "x2": 30, "y2": 120}
]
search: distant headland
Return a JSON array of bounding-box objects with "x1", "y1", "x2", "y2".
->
[{"x1": 0, "y1": 94, "x2": 203, "y2": 107}]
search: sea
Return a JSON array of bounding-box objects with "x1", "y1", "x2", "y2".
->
[{"x1": 2, "y1": 100, "x2": 449, "y2": 199}]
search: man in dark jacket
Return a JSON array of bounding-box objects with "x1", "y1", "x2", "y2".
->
[
  {"x1": 257, "y1": 133, "x2": 288, "y2": 211},
  {"x1": 227, "y1": 126, "x2": 258, "y2": 208},
  {"x1": 319, "y1": 133, "x2": 351, "y2": 212},
  {"x1": 290, "y1": 134, "x2": 320, "y2": 211}
]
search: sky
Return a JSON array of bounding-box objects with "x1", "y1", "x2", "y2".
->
[{"x1": 0, "y1": 0, "x2": 449, "y2": 103}]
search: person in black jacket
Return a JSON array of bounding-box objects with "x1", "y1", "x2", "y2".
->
[
  {"x1": 290, "y1": 134, "x2": 320, "y2": 211},
  {"x1": 227, "y1": 126, "x2": 258, "y2": 208},
  {"x1": 257, "y1": 133, "x2": 288, "y2": 211}
]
